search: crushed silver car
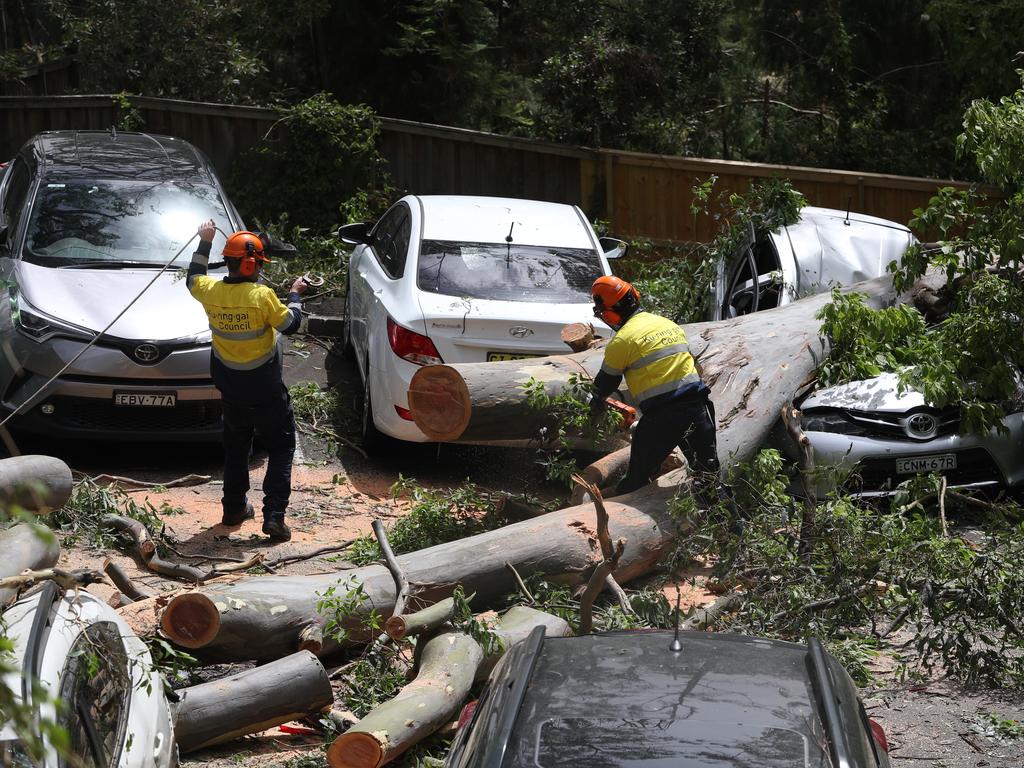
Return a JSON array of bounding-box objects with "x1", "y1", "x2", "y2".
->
[
  {"x1": 0, "y1": 582, "x2": 177, "y2": 766},
  {"x1": 710, "y1": 206, "x2": 915, "y2": 320},
  {"x1": 794, "y1": 372, "x2": 1024, "y2": 495}
]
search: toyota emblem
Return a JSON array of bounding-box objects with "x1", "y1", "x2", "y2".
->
[
  {"x1": 508, "y1": 326, "x2": 533, "y2": 338},
  {"x1": 133, "y1": 343, "x2": 161, "y2": 364},
  {"x1": 906, "y1": 412, "x2": 937, "y2": 438}
]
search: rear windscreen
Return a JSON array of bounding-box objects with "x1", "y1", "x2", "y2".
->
[
  {"x1": 417, "y1": 240, "x2": 602, "y2": 303},
  {"x1": 528, "y1": 718, "x2": 813, "y2": 768}
]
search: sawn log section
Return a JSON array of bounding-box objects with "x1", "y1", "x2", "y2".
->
[{"x1": 160, "y1": 478, "x2": 681, "y2": 662}]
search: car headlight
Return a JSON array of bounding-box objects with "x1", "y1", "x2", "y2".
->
[
  {"x1": 800, "y1": 410, "x2": 868, "y2": 436},
  {"x1": 13, "y1": 300, "x2": 94, "y2": 344}
]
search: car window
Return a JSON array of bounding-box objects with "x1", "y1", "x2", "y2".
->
[
  {"x1": 722, "y1": 235, "x2": 782, "y2": 317},
  {"x1": 57, "y1": 621, "x2": 131, "y2": 768},
  {"x1": 418, "y1": 240, "x2": 602, "y2": 303},
  {"x1": 370, "y1": 205, "x2": 410, "y2": 278},
  {"x1": 22, "y1": 179, "x2": 231, "y2": 267},
  {"x1": 1, "y1": 159, "x2": 30, "y2": 248}
]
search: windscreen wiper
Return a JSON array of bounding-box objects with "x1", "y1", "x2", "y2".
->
[{"x1": 59, "y1": 260, "x2": 168, "y2": 269}]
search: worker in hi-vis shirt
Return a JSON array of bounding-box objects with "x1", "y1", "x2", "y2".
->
[
  {"x1": 589, "y1": 275, "x2": 722, "y2": 496},
  {"x1": 187, "y1": 219, "x2": 307, "y2": 542}
]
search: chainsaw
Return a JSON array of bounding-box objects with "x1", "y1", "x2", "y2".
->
[{"x1": 605, "y1": 397, "x2": 637, "y2": 431}]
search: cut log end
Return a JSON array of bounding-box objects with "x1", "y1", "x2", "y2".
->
[
  {"x1": 384, "y1": 614, "x2": 408, "y2": 641},
  {"x1": 560, "y1": 322, "x2": 596, "y2": 352},
  {"x1": 161, "y1": 592, "x2": 221, "y2": 648},
  {"x1": 407, "y1": 365, "x2": 471, "y2": 441},
  {"x1": 328, "y1": 730, "x2": 386, "y2": 768}
]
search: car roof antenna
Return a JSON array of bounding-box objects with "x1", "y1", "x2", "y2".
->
[
  {"x1": 843, "y1": 196, "x2": 852, "y2": 226},
  {"x1": 505, "y1": 221, "x2": 515, "y2": 268},
  {"x1": 669, "y1": 586, "x2": 683, "y2": 652}
]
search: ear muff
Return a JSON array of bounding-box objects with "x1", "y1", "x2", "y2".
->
[{"x1": 238, "y1": 240, "x2": 258, "y2": 278}]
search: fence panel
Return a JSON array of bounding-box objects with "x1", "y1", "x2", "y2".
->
[{"x1": 0, "y1": 95, "x2": 987, "y2": 242}]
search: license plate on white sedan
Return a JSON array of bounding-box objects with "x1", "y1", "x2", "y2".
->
[
  {"x1": 486, "y1": 352, "x2": 543, "y2": 362},
  {"x1": 896, "y1": 454, "x2": 957, "y2": 474},
  {"x1": 113, "y1": 392, "x2": 177, "y2": 407}
]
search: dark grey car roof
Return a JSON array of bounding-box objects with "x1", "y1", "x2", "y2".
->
[
  {"x1": 504, "y1": 631, "x2": 829, "y2": 768},
  {"x1": 26, "y1": 130, "x2": 214, "y2": 183}
]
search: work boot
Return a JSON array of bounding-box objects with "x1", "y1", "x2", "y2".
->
[
  {"x1": 262, "y1": 516, "x2": 292, "y2": 542},
  {"x1": 221, "y1": 500, "x2": 255, "y2": 526}
]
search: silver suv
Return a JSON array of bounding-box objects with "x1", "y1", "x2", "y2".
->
[{"x1": 0, "y1": 130, "x2": 244, "y2": 441}]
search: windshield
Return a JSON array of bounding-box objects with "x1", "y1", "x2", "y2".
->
[
  {"x1": 417, "y1": 240, "x2": 602, "y2": 303},
  {"x1": 23, "y1": 180, "x2": 232, "y2": 267}
]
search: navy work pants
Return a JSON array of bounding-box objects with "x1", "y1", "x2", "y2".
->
[
  {"x1": 214, "y1": 357, "x2": 296, "y2": 521},
  {"x1": 617, "y1": 393, "x2": 720, "y2": 495}
]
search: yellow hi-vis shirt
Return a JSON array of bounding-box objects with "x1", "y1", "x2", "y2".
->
[
  {"x1": 188, "y1": 277, "x2": 294, "y2": 370},
  {"x1": 600, "y1": 312, "x2": 701, "y2": 410}
]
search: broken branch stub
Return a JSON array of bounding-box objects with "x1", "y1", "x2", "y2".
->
[{"x1": 385, "y1": 597, "x2": 455, "y2": 642}]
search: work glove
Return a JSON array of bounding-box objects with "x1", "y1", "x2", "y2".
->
[{"x1": 589, "y1": 395, "x2": 607, "y2": 421}]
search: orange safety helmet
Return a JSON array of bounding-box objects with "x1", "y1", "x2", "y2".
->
[
  {"x1": 592, "y1": 275, "x2": 640, "y2": 327},
  {"x1": 223, "y1": 231, "x2": 270, "y2": 278}
]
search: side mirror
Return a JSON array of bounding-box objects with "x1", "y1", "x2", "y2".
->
[
  {"x1": 259, "y1": 231, "x2": 298, "y2": 261},
  {"x1": 337, "y1": 222, "x2": 371, "y2": 246},
  {"x1": 599, "y1": 237, "x2": 629, "y2": 260}
]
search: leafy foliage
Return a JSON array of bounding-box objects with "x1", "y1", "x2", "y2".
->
[
  {"x1": 44, "y1": 478, "x2": 179, "y2": 551},
  {"x1": 231, "y1": 93, "x2": 394, "y2": 231},
  {"x1": 665, "y1": 449, "x2": 1024, "y2": 687},
  {"x1": 347, "y1": 477, "x2": 504, "y2": 566},
  {"x1": 316, "y1": 576, "x2": 381, "y2": 646},
  {"x1": 522, "y1": 373, "x2": 623, "y2": 487}
]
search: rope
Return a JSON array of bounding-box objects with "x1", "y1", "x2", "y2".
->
[{"x1": 0, "y1": 233, "x2": 200, "y2": 431}]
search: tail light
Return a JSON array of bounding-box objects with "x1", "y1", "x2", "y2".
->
[
  {"x1": 387, "y1": 317, "x2": 443, "y2": 366},
  {"x1": 456, "y1": 700, "x2": 478, "y2": 730},
  {"x1": 394, "y1": 405, "x2": 415, "y2": 421},
  {"x1": 868, "y1": 718, "x2": 889, "y2": 753}
]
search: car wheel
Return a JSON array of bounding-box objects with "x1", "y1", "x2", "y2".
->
[
  {"x1": 360, "y1": 368, "x2": 386, "y2": 452},
  {"x1": 341, "y1": 285, "x2": 354, "y2": 359}
]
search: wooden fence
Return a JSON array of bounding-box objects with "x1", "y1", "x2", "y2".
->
[{"x1": 0, "y1": 94, "x2": 983, "y2": 242}]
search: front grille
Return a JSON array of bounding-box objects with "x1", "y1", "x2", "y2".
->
[
  {"x1": 845, "y1": 447, "x2": 1004, "y2": 493},
  {"x1": 44, "y1": 396, "x2": 222, "y2": 432},
  {"x1": 846, "y1": 406, "x2": 960, "y2": 441}
]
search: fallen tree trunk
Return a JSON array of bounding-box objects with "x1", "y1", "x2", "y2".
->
[
  {"x1": 408, "y1": 273, "x2": 913, "y2": 462},
  {"x1": 0, "y1": 523, "x2": 61, "y2": 607},
  {"x1": 328, "y1": 606, "x2": 571, "y2": 768},
  {"x1": 173, "y1": 650, "x2": 333, "y2": 753},
  {"x1": 0, "y1": 455, "x2": 73, "y2": 513},
  {"x1": 328, "y1": 630, "x2": 482, "y2": 768},
  {"x1": 159, "y1": 477, "x2": 682, "y2": 662}
]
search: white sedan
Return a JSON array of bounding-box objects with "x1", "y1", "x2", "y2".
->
[{"x1": 339, "y1": 195, "x2": 626, "y2": 446}]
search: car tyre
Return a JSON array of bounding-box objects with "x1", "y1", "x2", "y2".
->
[
  {"x1": 340, "y1": 284, "x2": 355, "y2": 360},
  {"x1": 360, "y1": 369, "x2": 387, "y2": 453}
]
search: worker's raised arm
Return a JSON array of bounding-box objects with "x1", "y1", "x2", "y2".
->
[
  {"x1": 263, "y1": 277, "x2": 307, "y2": 336},
  {"x1": 186, "y1": 219, "x2": 216, "y2": 293}
]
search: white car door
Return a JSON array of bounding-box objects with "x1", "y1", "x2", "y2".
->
[{"x1": 353, "y1": 204, "x2": 412, "y2": 377}]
